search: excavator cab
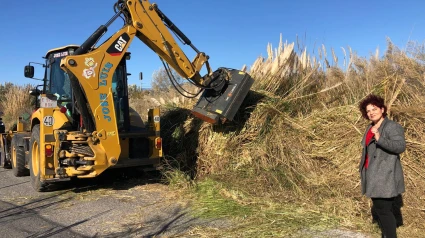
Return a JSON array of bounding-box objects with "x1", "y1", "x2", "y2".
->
[
  {"x1": 27, "y1": 45, "x2": 137, "y2": 133},
  {"x1": 44, "y1": 46, "x2": 77, "y2": 121},
  {"x1": 46, "y1": 47, "x2": 74, "y2": 104}
]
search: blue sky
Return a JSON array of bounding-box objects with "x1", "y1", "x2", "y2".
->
[{"x1": 0, "y1": 0, "x2": 424, "y2": 88}]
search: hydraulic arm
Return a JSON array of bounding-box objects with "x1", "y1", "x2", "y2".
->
[{"x1": 61, "y1": 0, "x2": 253, "y2": 127}]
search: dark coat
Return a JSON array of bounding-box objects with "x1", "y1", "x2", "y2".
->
[{"x1": 359, "y1": 117, "x2": 406, "y2": 198}]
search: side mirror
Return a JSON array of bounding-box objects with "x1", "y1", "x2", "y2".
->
[
  {"x1": 139, "y1": 72, "x2": 143, "y2": 80},
  {"x1": 24, "y1": 65, "x2": 34, "y2": 78},
  {"x1": 29, "y1": 88, "x2": 41, "y2": 97}
]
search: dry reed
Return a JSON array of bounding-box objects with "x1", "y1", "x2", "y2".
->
[
  {"x1": 0, "y1": 83, "x2": 34, "y2": 130},
  {"x1": 162, "y1": 36, "x2": 425, "y2": 237}
]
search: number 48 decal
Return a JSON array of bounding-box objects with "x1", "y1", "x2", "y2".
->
[{"x1": 43, "y1": 116, "x2": 54, "y2": 127}]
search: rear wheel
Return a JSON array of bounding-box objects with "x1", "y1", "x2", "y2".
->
[
  {"x1": 1, "y1": 150, "x2": 10, "y2": 168},
  {"x1": 1, "y1": 138, "x2": 10, "y2": 168},
  {"x1": 1, "y1": 151, "x2": 12, "y2": 169},
  {"x1": 29, "y1": 125, "x2": 48, "y2": 192},
  {"x1": 11, "y1": 136, "x2": 29, "y2": 176}
]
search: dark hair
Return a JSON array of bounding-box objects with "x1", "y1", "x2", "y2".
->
[{"x1": 359, "y1": 94, "x2": 387, "y2": 119}]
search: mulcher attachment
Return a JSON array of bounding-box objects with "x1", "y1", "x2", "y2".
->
[{"x1": 191, "y1": 68, "x2": 254, "y2": 124}]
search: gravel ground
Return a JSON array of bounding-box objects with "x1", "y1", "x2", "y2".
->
[
  {"x1": 0, "y1": 167, "x2": 374, "y2": 238},
  {"x1": 0, "y1": 167, "x2": 228, "y2": 237}
]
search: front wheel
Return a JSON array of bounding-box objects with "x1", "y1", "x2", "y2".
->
[{"x1": 29, "y1": 125, "x2": 48, "y2": 192}]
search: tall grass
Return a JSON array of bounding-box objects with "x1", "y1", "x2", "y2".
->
[
  {"x1": 128, "y1": 83, "x2": 198, "y2": 121},
  {"x1": 162, "y1": 36, "x2": 425, "y2": 237},
  {"x1": 0, "y1": 83, "x2": 34, "y2": 130}
]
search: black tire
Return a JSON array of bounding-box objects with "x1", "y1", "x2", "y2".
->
[
  {"x1": 1, "y1": 145, "x2": 6, "y2": 168},
  {"x1": 29, "y1": 125, "x2": 48, "y2": 192},
  {"x1": 1, "y1": 138, "x2": 12, "y2": 168},
  {"x1": 1, "y1": 151, "x2": 7, "y2": 168},
  {"x1": 1, "y1": 151, "x2": 11, "y2": 169},
  {"x1": 11, "y1": 136, "x2": 29, "y2": 176}
]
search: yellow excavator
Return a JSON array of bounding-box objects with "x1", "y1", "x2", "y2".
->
[{"x1": 3, "y1": 0, "x2": 253, "y2": 191}]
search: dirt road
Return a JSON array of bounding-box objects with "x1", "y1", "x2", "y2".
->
[{"x1": 0, "y1": 167, "x2": 223, "y2": 237}]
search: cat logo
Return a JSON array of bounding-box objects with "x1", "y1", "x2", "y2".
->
[
  {"x1": 107, "y1": 33, "x2": 130, "y2": 56},
  {"x1": 115, "y1": 36, "x2": 127, "y2": 52}
]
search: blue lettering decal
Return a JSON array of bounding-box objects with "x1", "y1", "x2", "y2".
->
[
  {"x1": 98, "y1": 62, "x2": 113, "y2": 122},
  {"x1": 99, "y1": 93, "x2": 111, "y2": 122},
  {"x1": 102, "y1": 63, "x2": 113, "y2": 72},
  {"x1": 99, "y1": 62, "x2": 113, "y2": 87},
  {"x1": 102, "y1": 107, "x2": 110, "y2": 114}
]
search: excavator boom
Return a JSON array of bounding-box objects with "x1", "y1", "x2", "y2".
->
[{"x1": 60, "y1": 0, "x2": 253, "y2": 125}]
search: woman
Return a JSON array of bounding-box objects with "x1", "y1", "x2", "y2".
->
[{"x1": 358, "y1": 94, "x2": 406, "y2": 238}]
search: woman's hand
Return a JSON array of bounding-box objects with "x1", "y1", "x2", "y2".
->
[{"x1": 371, "y1": 127, "x2": 380, "y2": 141}]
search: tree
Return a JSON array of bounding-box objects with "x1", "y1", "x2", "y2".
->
[{"x1": 151, "y1": 67, "x2": 185, "y2": 93}]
